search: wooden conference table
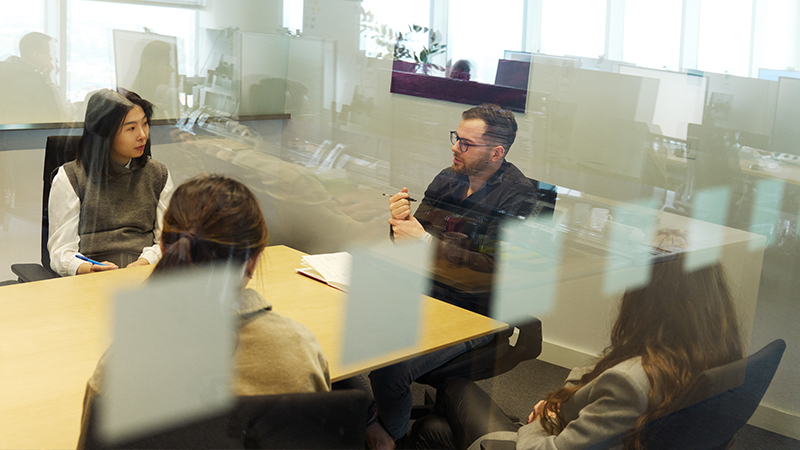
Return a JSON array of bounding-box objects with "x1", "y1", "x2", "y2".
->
[{"x1": 0, "y1": 245, "x2": 506, "y2": 449}]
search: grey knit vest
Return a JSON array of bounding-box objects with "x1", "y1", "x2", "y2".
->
[{"x1": 62, "y1": 158, "x2": 169, "y2": 258}]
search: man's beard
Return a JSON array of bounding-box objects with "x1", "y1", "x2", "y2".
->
[{"x1": 452, "y1": 152, "x2": 492, "y2": 176}]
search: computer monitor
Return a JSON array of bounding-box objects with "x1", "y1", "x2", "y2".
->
[
  {"x1": 758, "y1": 68, "x2": 800, "y2": 82},
  {"x1": 495, "y1": 59, "x2": 530, "y2": 90},
  {"x1": 503, "y1": 50, "x2": 532, "y2": 63},
  {"x1": 770, "y1": 76, "x2": 800, "y2": 156},
  {"x1": 619, "y1": 65, "x2": 707, "y2": 140},
  {"x1": 528, "y1": 64, "x2": 657, "y2": 181},
  {"x1": 569, "y1": 55, "x2": 625, "y2": 73},
  {"x1": 235, "y1": 32, "x2": 290, "y2": 117},
  {"x1": 113, "y1": 30, "x2": 181, "y2": 120},
  {"x1": 703, "y1": 72, "x2": 778, "y2": 137}
]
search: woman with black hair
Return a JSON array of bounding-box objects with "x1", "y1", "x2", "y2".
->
[{"x1": 48, "y1": 88, "x2": 173, "y2": 276}]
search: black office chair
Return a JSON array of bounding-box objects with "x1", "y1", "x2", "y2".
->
[
  {"x1": 11, "y1": 135, "x2": 155, "y2": 281},
  {"x1": 416, "y1": 317, "x2": 543, "y2": 389},
  {"x1": 81, "y1": 389, "x2": 369, "y2": 449},
  {"x1": 11, "y1": 135, "x2": 81, "y2": 282},
  {"x1": 530, "y1": 180, "x2": 557, "y2": 221},
  {"x1": 667, "y1": 124, "x2": 747, "y2": 224},
  {"x1": 586, "y1": 339, "x2": 786, "y2": 450}
]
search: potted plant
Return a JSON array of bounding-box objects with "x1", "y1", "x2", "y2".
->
[{"x1": 361, "y1": 12, "x2": 446, "y2": 75}]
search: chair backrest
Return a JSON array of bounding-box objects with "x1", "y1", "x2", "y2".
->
[
  {"x1": 41, "y1": 135, "x2": 81, "y2": 271},
  {"x1": 589, "y1": 339, "x2": 786, "y2": 450},
  {"x1": 534, "y1": 180, "x2": 557, "y2": 219},
  {"x1": 416, "y1": 317, "x2": 542, "y2": 388},
  {"x1": 527, "y1": 179, "x2": 557, "y2": 222},
  {"x1": 82, "y1": 389, "x2": 368, "y2": 449}
]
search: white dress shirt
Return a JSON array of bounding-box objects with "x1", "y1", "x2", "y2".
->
[{"x1": 47, "y1": 166, "x2": 174, "y2": 276}]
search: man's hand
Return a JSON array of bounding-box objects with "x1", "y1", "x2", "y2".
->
[
  {"x1": 127, "y1": 258, "x2": 151, "y2": 268},
  {"x1": 389, "y1": 216, "x2": 426, "y2": 241},
  {"x1": 76, "y1": 261, "x2": 118, "y2": 275},
  {"x1": 389, "y1": 187, "x2": 413, "y2": 220}
]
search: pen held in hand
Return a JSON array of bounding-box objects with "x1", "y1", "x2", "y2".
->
[
  {"x1": 382, "y1": 193, "x2": 417, "y2": 202},
  {"x1": 75, "y1": 254, "x2": 108, "y2": 266}
]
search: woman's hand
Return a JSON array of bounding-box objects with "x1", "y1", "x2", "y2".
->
[
  {"x1": 127, "y1": 258, "x2": 151, "y2": 268},
  {"x1": 76, "y1": 261, "x2": 118, "y2": 274},
  {"x1": 527, "y1": 400, "x2": 546, "y2": 423}
]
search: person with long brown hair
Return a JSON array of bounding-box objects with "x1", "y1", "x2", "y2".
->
[
  {"x1": 151, "y1": 174, "x2": 330, "y2": 394},
  {"x1": 412, "y1": 230, "x2": 744, "y2": 449},
  {"x1": 77, "y1": 175, "x2": 330, "y2": 448}
]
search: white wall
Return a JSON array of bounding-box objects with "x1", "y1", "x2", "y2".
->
[{"x1": 200, "y1": 0, "x2": 282, "y2": 33}]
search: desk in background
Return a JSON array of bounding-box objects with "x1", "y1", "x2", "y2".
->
[
  {"x1": 664, "y1": 151, "x2": 800, "y2": 187},
  {"x1": 536, "y1": 192, "x2": 765, "y2": 367},
  {"x1": 0, "y1": 245, "x2": 505, "y2": 449}
]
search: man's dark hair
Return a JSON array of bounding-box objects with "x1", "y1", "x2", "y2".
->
[
  {"x1": 462, "y1": 103, "x2": 518, "y2": 155},
  {"x1": 19, "y1": 32, "x2": 52, "y2": 59}
]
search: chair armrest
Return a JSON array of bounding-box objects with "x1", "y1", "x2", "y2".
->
[
  {"x1": 481, "y1": 440, "x2": 517, "y2": 450},
  {"x1": 11, "y1": 264, "x2": 59, "y2": 283}
]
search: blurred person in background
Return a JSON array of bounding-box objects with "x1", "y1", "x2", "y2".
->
[{"x1": 0, "y1": 31, "x2": 70, "y2": 124}]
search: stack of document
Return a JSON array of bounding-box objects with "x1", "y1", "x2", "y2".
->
[{"x1": 296, "y1": 252, "x2": 352, "y2": 292}]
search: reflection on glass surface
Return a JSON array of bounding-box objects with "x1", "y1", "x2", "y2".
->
[
  {"x1": 0, "y1": 3, "x2": 44, "y2": 59},
  {"x1": 3, "y1": 1, "x2": 800, "y2": 445},
  {"x1": 114, "y1": 31, "x2": 181, "y2": 120},
  {"x1": 540, "y1": 0, "x2": 607, "y2": 58},
  {"x1": 622, "y1": 1, "x2": 682, "y2": 71},
  {"x1": 0, "y1": 31, "x2": 70, "y2": 125},
  {"x1": 68, "y1": 0, "x2": 196, "y2": 104},
  {"x1": 448, "y1": 0, "x2": 523, "y2": 84},
  {"x1": 698, "y1": 0, "x2": 753, "y2": 76}
]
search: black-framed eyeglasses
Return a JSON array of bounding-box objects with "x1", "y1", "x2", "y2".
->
[{"x1": 450, "y1": 131, "x2": 494, "y2": 153}]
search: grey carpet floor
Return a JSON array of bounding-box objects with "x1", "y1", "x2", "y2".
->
[{"x1": 410, "y1": 358, "x2": 800, "y2": 449}]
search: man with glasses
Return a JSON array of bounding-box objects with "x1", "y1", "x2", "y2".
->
[
  {"x1": 372, "y1": 104, "x2": 537, "y2": 444},
  {"x1": 389, "y1": 103, "x2": 536, "y2": 313}
]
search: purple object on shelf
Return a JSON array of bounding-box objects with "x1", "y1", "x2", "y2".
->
[{"x1": 390, "y1": 60, "x2": 529, "y2": 113}]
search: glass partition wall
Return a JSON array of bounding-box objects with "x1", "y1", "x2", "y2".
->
[{"x1": 1, "y1": 0, "x2": 799, "y2": 443}]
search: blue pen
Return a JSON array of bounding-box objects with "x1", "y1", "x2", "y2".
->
[{"x1": 76, "y1": 254, "x2": 107, "y2": 266}]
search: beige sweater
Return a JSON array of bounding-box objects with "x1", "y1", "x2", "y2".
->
[{"x1": 77, "y1": 288, "x2": 330, "y2": 448}]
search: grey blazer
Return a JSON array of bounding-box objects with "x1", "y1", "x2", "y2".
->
[{"x1": 469, "y1": 357, "x2": 651, "y2": 450}]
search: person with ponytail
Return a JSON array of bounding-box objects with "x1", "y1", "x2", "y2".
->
[
  {"x1": 151, "y1": 174, "x2": 330, "y2": 394},
  {"x1": 77, "y1": 175, "x2": 330, "y2": 449},
  {"x1": 412, "y1": 229, "x2": 744, "y2": 450},
  {"x1": 48, "y1": 88, "x2": 173, "y2": 276}
]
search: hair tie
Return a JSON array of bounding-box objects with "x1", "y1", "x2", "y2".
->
[
  {"x1": 175, "y1": 231, "x2": 200, "y2": 262},
  {"x1": 180, "y1": 231, "x2": 199, "y2": 243}
]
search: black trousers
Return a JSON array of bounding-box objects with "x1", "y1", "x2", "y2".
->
[{"x1": 413, "y1": 378, "x2": 519, "y2": 450}]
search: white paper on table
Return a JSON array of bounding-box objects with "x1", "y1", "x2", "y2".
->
[{"x1": 297, "y1": 251, "x2": 352, "y2": 292}]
